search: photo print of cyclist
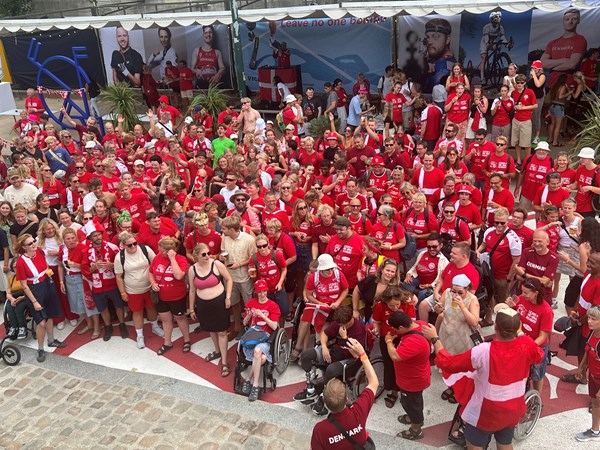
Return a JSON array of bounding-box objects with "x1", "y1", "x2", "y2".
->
[{"x1": 480, "y1": 11, "x2": 510, "y2": 86}]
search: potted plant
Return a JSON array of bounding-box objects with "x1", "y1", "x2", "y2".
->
[
  {"x1": 308, "y1": 114, "x2": 340, "y2": 138},
  {"x1": 188, "y1": 83, "x2": 230, "y2": 124},
  {"x1": 98, "y1": 82, "x2": 141, "y2": 132},
  {"x1": 574, "y1": 90, "x2": 600, "y2": 160}
]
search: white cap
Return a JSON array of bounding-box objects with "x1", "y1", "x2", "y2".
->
[
  {"x1": 317, "y1": 254, "x2": 337, "y2": 271},
  {"x1": 452, "y1": 274, "x2": 471, "y2": 287},
  {"x1": 230, "y1": 134, "x2": 238, "y2": 140},
  {"x1": 145, "y1": 139, "x2": 158, "y2": 149},
  {"x1": 184, "y1": 116, "x2": 194, "y2": 124},
  {"x1": 134, "y1": 159, "x2": 145, "y2": 166},
  {"x1": 85, "y1": 141, "x2": 96, "y2": 149},
  {"x1": 285, "y1": 94, "x2": 296, "y2": 104},
  {"x1": 535, "y1": 141, "x2": 550, "y2": 151},
  {"x1": 578, "y1": 147, "x2": 596, "y2": 159}
]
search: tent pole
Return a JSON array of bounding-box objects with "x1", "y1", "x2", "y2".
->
[{"x1": 229, "y1": 0, "x2": 246, "y2": 98}]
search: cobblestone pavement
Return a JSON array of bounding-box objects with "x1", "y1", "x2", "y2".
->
[{"x1": 0, "y1": 354, "x2": 311, "y2": 450}]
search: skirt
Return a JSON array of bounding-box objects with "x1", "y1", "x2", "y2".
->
[
  {"x1": 27, "y1": 277, "x2": 63, "y2": 319},
  {"x1": 557, "y1": 245, "x2": 580, "y2": 278},
  {"x1": 195, "y1": 290, "x2": 230, "y2": 332},
  {"x1": 65, "y1": 273, "x2": 99, "y2": 316}
]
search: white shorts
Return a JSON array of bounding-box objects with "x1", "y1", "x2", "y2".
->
[
  {"x1": 181, "y1": 90, "x2": 193, "y2": 99},
  {"x1": 466, "y1": 117, "x2": 487, "y2": 139}
]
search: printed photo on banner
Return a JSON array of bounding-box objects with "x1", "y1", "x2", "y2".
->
[
  {"x1": 241, "y1": 17, "x2": 392, "y2": 94},
  {"x1": 99, "y1": 25, "x2": 232, "y2": 90},
  {"x1": 458, "y1": 11, "x2": 532, "y2": 88},
  {"x1": 530, "y1": 7, "x2": 600, "y2": 89},
  {"x1": 397, "y1": 15, "x2": 462, "y2": 94}
]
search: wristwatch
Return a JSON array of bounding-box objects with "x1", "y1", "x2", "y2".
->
[{"x1": 430, "y1": 337, "x2": 440, "y2": 345}]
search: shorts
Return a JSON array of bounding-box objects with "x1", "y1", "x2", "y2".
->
[
  {"x1": 530, "y1": 342, "x2": 549, "y2": 381},
  {"x1": 268, "y1": 289, "x2": 289, "y2": 318},
  {"x1": 549, "y1": 103, "x2": 565, "y2": 117},
  {"x1": 92, "y1": 288, "x2": 125, "y2": 313},
  {"x1": 156, "y1": 297, "x2": 187, "y2": 316},
  {"x1": 491, "y1": 124, "x2": 511, "y2": 141},
  {"x1": 301, "y1": 303, "x2": 332, "y2": 333},
  {"x1": 181, "y1": 90, "x2": 193, "y2": 99},
  {"x1": 422, "y1": 294, "x2": 437, "y2": 309},
  {"x1": 399, "y1": 389, "x2": 424, "y2": 425},
  {"x1": 295, "y1": 244, "x2": 312, "y2": 272},
  {"x1": 464, "y1": 423, "x2": 514, "y2": 447},
  {"x1": 466, "y1": 117, "x2": 487, "y2": 139},
  {"x1": 589, "y1": 373, "x2": 600, "y2": 398},
  {"x1": 243, "y1": 341, "x2": 272, "y2": 363},
  {"x1": 511, "y1": 119, "x2": 532, "y2": 148},
  {"x1": 231, "y1": 279, "x2": 254, "y2": 307},
  {"x1": 127, "y1": 291, "x2": 154, "y2": 313}
]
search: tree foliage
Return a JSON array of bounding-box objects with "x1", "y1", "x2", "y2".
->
[{"x1": 0, "y1": 0, "x2": 33, "y2": 18}]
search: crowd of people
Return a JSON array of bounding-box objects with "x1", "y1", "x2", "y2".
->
[{"x1": 2, "y1": 63, "x2": 600, "y2": 447}]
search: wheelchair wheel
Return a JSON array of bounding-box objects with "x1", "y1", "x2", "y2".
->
[
  {"x1": 514, "y1": 389, "x2": 542, "y2": 441},
  {"x1": 273, "y1": 328, "x2": 290, "y2": 375},
  {"x1": 350, "y1": 357, "x2": 385, "y2": 401},
  {"x1": 2, "y1": 344, "x2": 21, "y2": 366}
]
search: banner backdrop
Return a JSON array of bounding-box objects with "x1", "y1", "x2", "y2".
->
[
  {"x1": 1, "y1": 29, "x2": 105, "y2": 91},
  {"x1": 241, "y1": 17, "x2": 392, "y2": 93},
  {"x1": 99, "y1": 25, "x2": 232, "y2": 89}
]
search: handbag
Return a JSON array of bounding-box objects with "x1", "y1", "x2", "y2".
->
[
  {"x1": 326, "y1": 414, "x2": 375, "y2": 450},
  {"x1": 469, "y1": 325, "x2": 485, "y2": 346}
]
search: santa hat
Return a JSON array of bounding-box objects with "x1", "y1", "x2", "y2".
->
[{"x1": 83, "y1": 221, "x2": 105, "y2": 237}]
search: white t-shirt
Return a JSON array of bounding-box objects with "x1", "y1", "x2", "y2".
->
[
  {"x1": 113, "y1": 245, "x2": 156, "y2": 294},
  {"x1": 3, "y1": 183, "x2": 39, "y2": 210}
]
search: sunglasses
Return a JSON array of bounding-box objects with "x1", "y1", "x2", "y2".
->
[
  {"x1": 444, "y1": 210, "x2": 454, "y2": 215},
  {"x1": 126, "y1": 242, "x2": 138, "y2": 248},
  {"x1": 494, "y1": 221, "x2": 507, "y2": 225},
  {"x1": 71, "y1": 179, "x2": 80, "y2": 183},
  {"x1": 256, "y1": 243, "x2": 269, "y2": 249},
  {"x1": 427, "y1": 245, "x2": 439, "y2": 250},
  {"x1": 281, "y1": 186, "x2": 291, "y2": 190},
  {"x1": 297, "y1": 206, "x2": 307, "y2": 210},
  {"x1": 83, "y1": 217, "x2": 92, "y2": 221},
  {"x1": 496, "y1": 143, "x2": 507, "y2": 146},
  {"x1": 226, "y1": 178, "x2": 236, "y2": 182},
  {"x1": 515, "y1": 81, "x2": 525, "y2": 84},
  {"x1": 313, "y1": 186, "x2": 322, "y2": 190},
  {"x1": 384, "y1": 144, "x2": 394, "y2": 147},
  {"x1": 376, "y1": 212, "x2": 386, "y2": 216},
  {"x1": 199, "y1": 251, "x2": 210, "y2": 257},
  {"x1": 23, "y1": 241, "x2": 35, "y2": 246},
  {"x1": 235, "y1": 198, "x2": 246, "y2": 202},
  {"x1": 76, "y1": 166, "x2": 85, "y2": 169},
  {"x1": 350, "y1": 205, "x2": 361, "y2": 208},
  {"x1": 445, "y1": 129, "x2": 455, "y2": 133}
]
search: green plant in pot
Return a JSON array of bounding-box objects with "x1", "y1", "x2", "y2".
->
[
  {"x1": 98, "y1": 82, "x2": 141, "y2": 132},
  {"x1": 573, "y1": 89, "x2": 600, "y2": 162},
  {"x1": 188, "y1": 83, "x2": 230, "y2": 125},
  {"x1": 308, "y1": 114, "x2": 340, "y2": 138}
]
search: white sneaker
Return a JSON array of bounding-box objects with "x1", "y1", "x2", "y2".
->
[
  {"x1": 551, "y1": 299, "x2": 558, "y2": 309},
  {"x1": 151, "y1": 323, "x2": 165, "y2": 337},
  {"x1": 136, "y1": 335, "x2": 145, "y2": 349},
  {"x1": 56, "y1": 321, "x2": 65, "y2": 330},
  {"x1": 69, "y1": 319, "x2": 79, "y2": 327},
  {"x1": 532, "y1": 136, "x2": 540, "y2": 144}
]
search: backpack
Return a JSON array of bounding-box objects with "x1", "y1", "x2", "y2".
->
[
  {"x1": 469, "y1": 251, "x2": 494, "y2": 317},
  {"x1": 239, "y1": 326, "x2": 270, "y2": 350},
  {"x1": 592, "y1": 166, "x2": 600, "y2": 213},
  {"x1": 276, "y1": 108, "x2": 288, "y2": 131},
  {"x1": 314, "y1": 267, "x2": 340, "y2": 285},
  {"x1": 252, "y1": 249, "x2": 279, "y2": 271},
  {"x1": 401, "y1": 208, "x2": 429, "y2": 261},
  {"x1": 119, "y1": 245, "x2": 151, "y2": 276}
]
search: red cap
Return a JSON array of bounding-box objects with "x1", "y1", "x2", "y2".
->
[
  {"x1": 158, "y1": 95, "x2": 169, "y2": 104},
  {"x1": 531, "y1": 60, "x2": 543, "y2": 70},
  {"x1": 211, "y1": 194, "x2": 225, "y2": 203},
  {"x1": 326, "y1": 132, "x2": 337, "y2": 140},
  {"x1": 372, "y1": 156, "x2": 384, "y2": 166},
  {"x1": 458, "y1": 185, "x2": 473, "y2": 195},
  {"x1": 254, "y1": 279, "x2": 268, "y2": 292}
]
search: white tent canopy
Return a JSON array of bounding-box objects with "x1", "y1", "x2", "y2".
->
[{"x1": 1, "y1": 0, "x2": 598, "y2": 33}]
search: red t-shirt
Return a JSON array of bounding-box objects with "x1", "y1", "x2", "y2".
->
[
  {"x1": 585, "y1": 333, "x2": 600, "y2": 378},
  {"x1": 578, "y1": 274, "x2": 600, "y2": 336},
  {"x1": 269, "y1": 232, "x2": 296, "y2": 261},
  {"x1": 179, "y1": 67, "x2": 194, "y2": 91},
  {"x1": 15, "y1": 249, "x2": 49, "y2": 285},
  {"x1": 445, "y1": 93, "x2": 471, "y2": 124},
  {"x1": 518, "y1": 249, "x2": 559, "y2": 304},
  {"x1": 441, "y1": 262, "x2": 480, "y2": 293},
  {"x1": 370, "y1": 222, "x2": 405, "y2": 261},
  {"x1": 440, "y1": 217, "x2": 471, "y2": 243},
  {"x1": 483, "y1": 228, "x2": 522, "y2": 279},
  {"x1": 184, "y1": 229, "x2": 222, "y2": 255},
  {"x1": 532, "y1": 185, "x2": 570, "y2": 209},
  {"x1": 467, "y1": 140, "x2": 495, "y2": 181},
  {"x1": 137, "y1": 223, "x2": 179, "y2": 254},
  {"x1": 336, "y1": 193, "x2": 366, "y2": 215},
  {"x1": 312, "y1": 222, "x2": 337, "y2": 255},
  {"x1": 248, "y1": 250, "x2": 287, "y2": 293},
  {"x1": 511, "y1": 88, "x2": 537, "y2": 122},
  {"x1": 492, "y1": 98, "x2": 514, "y2": 127},
  {"x1": 510, "y1": 225, "x2": 534, "y2": 251},
  {"x1": 149, "y1": 254, "x2": 188, "y2": 301},
  {"x1": 325, "y1": 233, "x2": 364, "y2": 289},
  {"x1": 574, "y1": 165, "x2": 600, "y2": 213},
  {"x1": 244, "y1": 298, "x2": 280, "y2": 333},
  {"x1": 404, "y1": 209, "x2": 440, "y2": 248},
  {"x1": 414, "y1": 252, "x2": 443, "y2": 285},
  {"x1": 421, "y1": 105, "x2": 443, "y2": 140},
  {"x1": 366, "y1": 172, "x2": 390, "y2": 202},
  {"x1": 456, "y1": 202, "x2": 482, "y2": 227},
  {"x1": 115, "y1": 194, "x2": 149, "y2": 223},
  {"x1": 394, "y1": 323, "x2": 432, "y2": 392},
  {"x1": 411, "y1": 167, "x2": 445, "y2": 201},
  {"x1": 521, "y1": 156, "x2": 554, "y2": 201},
  {"x1": 514, "y1": 296, "x2": 553, "y2": 345},
  {"x1": 485, "y1": 153, "x2": 515, "y2": 190},
  {"x1": 372, "y1": 301, "x2": 416, "y2": 338},
  {"x1": 385, "y1": 92, "x2": 407, "y2": 123},
  {"x1": 555, "y1": 168, "x2": 576, "y2": 188},
  {"x1": 306, "y1": 270, "x2": 349, "y2": 304},
  {"x1": 545, "y1": 34, "x2": 587, "y2": 87},
  {"x1": 262, "y1": 209, "x2": 292, "y2": 233},
  {"x1": 484, "y1": 188, "x2": 515, "y2": 226},
  {"x1": 347, "y1": 214, "x2": 372, "y2": 236}
]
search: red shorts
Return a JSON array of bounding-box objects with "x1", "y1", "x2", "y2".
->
[
  {"x1": 301, "y1": 304, "x2": 332, "y2": 333},
  {"x1": 589, "y1": 373, "x2": 600, "y2": 398},
  {"x1": 127, "y1": 291, "x2": 153, "y2": 312}
]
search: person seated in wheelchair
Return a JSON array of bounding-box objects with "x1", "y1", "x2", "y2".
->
[
  {"x1": 290, "y1": 254, "x2": 349, "y2": 362},
  {"x1": 240, "y1": 279, "x2": 281, "y2": 402},
  {"x1": 4, "y1": 257, "x2": 28, "y2": 340},
  {"x1": 293, "y1": 305, "x2": 366, "y2": 416}
]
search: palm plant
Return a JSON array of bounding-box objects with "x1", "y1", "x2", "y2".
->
[
  {"x1": 189, "y1": 83, "x2": 230, "y2": 124},
  {"x1": 573, "y1": 90, "x2": 600, "y2": 161},
  {"x1": 98, "y1": 82, "x2": 141, "y2": 132},
  {"x1": 308, "y1": 114, "x2": 340, "y2": 138}
]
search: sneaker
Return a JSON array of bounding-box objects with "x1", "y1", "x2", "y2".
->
[
  {"x1": 47, "y1": 339, "x2": 66, "y2": 348},
  {"x1": 37, "y1": 349, "x2": 46, "y2": 363},
  {"x1": 248, "y1": 386, "x2": 260, "y2": 402},
  {"x1": 69, "y1": 319, "x2": 79, "y2": 327},
  {"x1": 241, "y1": 380, "x2": 252, "y2": 396},
  {"x1": 56, "y1": 321, "x2": 65, "y2": 330},
  {"x1": 551, "y1": 299, "x2": 558, "y2": 309},
  {"x1": 576, "y1": 429, "x2": 600, "y2": 442},
  {"x1": 151, "y1": 323, "x2": 165, "y2": 338},
  {"x1": 17, "y1": 327, "x2": 27, "y2": 340},
  {"x1": 119, "y1": 323, "x2": 129, "y2": 339},
  {"x1": 532, "y1": 136, "x2": 540, "y2": 145},
  {"x1": 103, "y1": 325, "x2": 113, "y2": 342},
  {"x1": 136, "y1": 335, "x2": 145, "y2": 349},
  {"x1": 6, "y1": 327, "x2": 17, "y2": 340},
  {"x1": 294, "y1": 387, "x2": 318, "y2": 404},
  {"x1": 311, "y1": 397, "x2": 328, "y2": 416}
]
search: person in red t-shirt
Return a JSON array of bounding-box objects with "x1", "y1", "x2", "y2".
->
[
  {"x1": 482, "y1": 135, "x2": 516, "y2": 191},
  {"x1": 326, "y1": 216, "x2": 364, "y2": 290},
  {"x1": 490, "y1": 85, "x2": 514, "y2": 141},
  {"x1": 420, "y1": 98, "x2": 443, "y2": 150},
  {"x1": 516, "y1": 230, "x2": 559, "y2": 307},
  {"x1": 384, "y1": 82, "x2": 408, "y2": 136},
  {"x1": 509, "y1": 208, "x2": 534, "y2": 251},
  {"x1": 510, "y1": 74, "x2": 538, "y2": 166},
  {"x1": 177, "y1": 60, "x2": 194, "y2": 110},
  {"x1": 444, "y1": 83, "x2": 471, "y2": 141},
  {"x1": 385, "y1": 311, "x2": 432, "y2": 440},
  {"x1": 484, "y1": 173, "x2": 515, "y2": 227},
  {"x1": 370, "y1": 206, "x2": 406, "y2": 263},
  {"x1": 506, "y1": 278, "x2": 553, "y2": 396},
  {"x1": 404, "y1": 193, "x2": 440, "y2": 250},
  {"x1": 411, "y1": 153, "x2": 445, "y2": 202},
  {"x1": 183, "y1": 213, "x2": 222, "y2": 262},
  {"x1": 464, "y1": 130, "x2": 496, "y2": 191},
  {"x1": 569, "y1": 147, "x2": 600, "y2": 217},
  {"x1": 516, "y1": 142, "x2": 554, "y2": 210},
  {"x1": 24, "y1": 88, "x2": 45, "y2": 119},
  {"x1": 137, "y1": 212, "x2": 180, "y2": 253},
  {"x1": 456, "y1": 186, "x2": 482, "y2": 232},
  {"x1": 149, "y1": 237, "x2": 190, "y2": 356}
]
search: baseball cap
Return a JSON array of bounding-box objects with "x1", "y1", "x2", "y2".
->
[
  {"x1": 372, "y1": 156, "x2": 384, "y2": 166},
  {"x1": 158, "y1": 95, "x2": 169, "y2": 104},
  {"x1": 285, "y1": 124, "x2": 295, "y2": 131},
  {"x1": 85, "y1": 141, "x2": 96, "y2": 149},
  {"x1": 531, "y1": 60, "x2": 543, "y2": 70},
  {"x1": 134, "y1": 159, "x2": 145, "y2": 166},
  {"x1": 211, "y1": 194, "x2": 225, "y2": 203},
  {"x1": 254, "y1": 279, "x2": 268, "y2": 292},
  {"x1": 326, "y1": 131, "x2": 337, "y2": 140}
]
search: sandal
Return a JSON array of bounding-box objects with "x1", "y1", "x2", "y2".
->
[
  {"x1": 384, "y1": 392, "x2": 398, "y2": 408},
  {"x1": 289, "y1": 348, "x2": 301, "y2": 363},
  {"x1": 182, "y1": 341, "x2": 191, "y2": 353},
  {"x1": 398, "y1": 414, "x2": 412, "y2": 425},
  {"x1": 204, "y1": 351, "x2": 222, "y2": 362},
  {"x1": 448, "y1": 427, "x2": 465, "y2": 446},
  {"x1": 561, "y1": 373, "x2": 587, "y2": 384},
  {"x1": 285, "y1": 313, "x2": 294, "y2": 322},
  {"x1": 91, "y1": 329, "x2": 101, "y2": 340},
  {"x1": 221, "y1": 364, "x2": 231, "y2": 377},
  {"x1": 157, "y1": 344, "x2": 173, "y2": 356},
  {"x1": 77, "y1": 326, "x2": 90, "y2": 335},
  {"x1": 399, "y1": 427, "x2": 423, "y2": 440},
  {"x1": 441, "y1": 388, "x2": 457, "y2": 404}
]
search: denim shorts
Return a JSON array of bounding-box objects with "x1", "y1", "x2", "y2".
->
[
  {"x1": 549, "y1": 103, "x2": 565, "y2": 117},
  {"x1": 530, "y1": 342, "x2": 549, "y2": 382}
]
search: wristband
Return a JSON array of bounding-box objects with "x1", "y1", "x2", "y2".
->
[
  {"x1": 360, "y1": 355, "x2": 368, "y2": 362},
  {"x1": 385, "y1": 338, "x2": 393, "y2": 344},
  {"x1": 358, "y1": 352, "x2": 366, "y2": 359}
]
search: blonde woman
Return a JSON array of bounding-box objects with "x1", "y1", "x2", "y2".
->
[
  {"x1": 38, "y1": 218, "x2": 78, "y2": 329},
  {"x1": 37, "y1": 164, "x2": 64, "y2": 209}
]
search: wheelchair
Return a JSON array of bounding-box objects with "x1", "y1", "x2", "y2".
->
[
  {"x1": 3, "y1": 299, "x2": 37, "y2": 340},
  {"x1": 232, "y1": 327, "x2": 290, "y2": 396}
]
